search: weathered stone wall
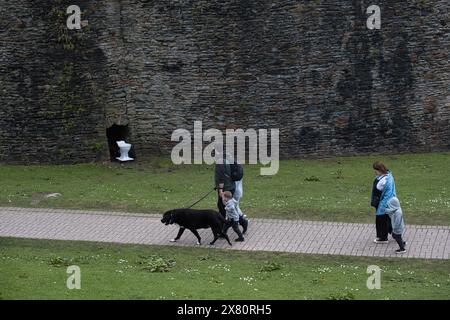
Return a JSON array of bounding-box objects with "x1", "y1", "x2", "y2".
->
[{"x1": 0, "y1": 0, "x2": 449, "y2": 163}]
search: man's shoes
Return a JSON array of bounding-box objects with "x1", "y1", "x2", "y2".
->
[
  {"x1": 374, "y1": 238, "x2": 389, "y2": 244},
  {"x1": 395, "y1": 248, "x2": 407, "y2": 254},
  {"x1": 235, "y1": 237, "x2": 244, "y2": 242}
]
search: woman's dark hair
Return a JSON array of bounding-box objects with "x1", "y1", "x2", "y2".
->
[{"x1": 373, "y1": 161, "x2": 388, "y2": 174}]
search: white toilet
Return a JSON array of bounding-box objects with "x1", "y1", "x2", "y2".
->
[{"x1": 116, "y1": 140, "x2": 134, "y2": 162}]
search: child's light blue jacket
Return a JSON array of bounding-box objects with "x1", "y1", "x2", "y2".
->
[
  {"x1": 385, "y1": 197, "x2": 405, "y2": 235},
  {"x1": 224, "y1": 198, "x2": 240, "y2": 221}
]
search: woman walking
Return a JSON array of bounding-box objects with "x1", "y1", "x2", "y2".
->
[{"x1": 371, "y1": 161, "x2": 395, "y2": 243}]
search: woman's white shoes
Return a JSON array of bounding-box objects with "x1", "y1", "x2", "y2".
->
[{"x1": 373, "y1": 238, "x2": 389, "y2": 244}]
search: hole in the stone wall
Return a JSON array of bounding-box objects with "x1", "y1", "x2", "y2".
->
[{"x1": 106, "y1": 124, "x2": 135, "y2": 161}]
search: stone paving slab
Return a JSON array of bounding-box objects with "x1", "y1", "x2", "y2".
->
[{"x1": 0, "y1": 207, "x2": 449, "y2": 259}]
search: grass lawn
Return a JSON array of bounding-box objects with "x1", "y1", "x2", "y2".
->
[
  {"x1": 0, "y1": 152, "x2": 449, "y2": 225},
  {"x1": 0, "y1": 237, "x2": 449, "y2": 300}
]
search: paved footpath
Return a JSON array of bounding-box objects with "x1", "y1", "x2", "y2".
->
[{"x1": 0, "y1": 207, "x2": 449, "y2": 259}]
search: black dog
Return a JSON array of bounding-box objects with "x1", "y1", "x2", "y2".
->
[{"x1": 161, "y1": 208, "x2": 232, "y2": 246}]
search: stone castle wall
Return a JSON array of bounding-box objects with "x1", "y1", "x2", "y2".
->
[{"x1": 0, "y1": 0, "x2": 449, "y2": 163}]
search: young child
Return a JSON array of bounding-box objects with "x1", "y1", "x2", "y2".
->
[
  {"x1": 221, "y1": 191, "x2": 245, "y2": 242},
  {"x1": 385, "y1": 197, "x2": 407, "y2": 253}
]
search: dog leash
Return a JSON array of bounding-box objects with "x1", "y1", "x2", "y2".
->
[{"x1": 186, "y1": 187, "x2": 216, "y2": 209}]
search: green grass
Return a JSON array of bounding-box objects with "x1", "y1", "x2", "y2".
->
[
  {"x1": 0, "y1": 152, "x2": 449, "y2": 225},
  {"x1": 0, "y1": 237, "x2": 449, "y2": 300}
]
